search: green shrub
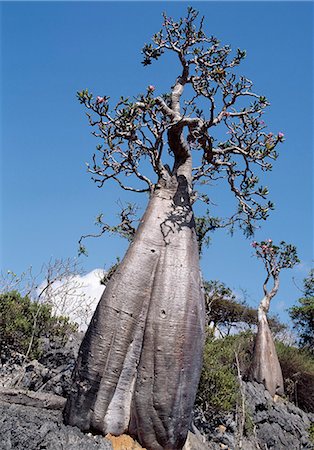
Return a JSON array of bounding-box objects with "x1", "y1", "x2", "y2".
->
[
  {"x1": 289, "y1": 269, "x2": 314, "y2": 354},
  {"x1": 196, "y1": 331, "x2": 252, "y2": 418},
  {"x1": 0, "y1": 291, "x2": 77, "y2": 359},
  {"x1": 196, "y1": 330, "x2": 314, "y2": 418},
  {"x1": 276, "y1": 341, "x2": 314, "y2": 413}
]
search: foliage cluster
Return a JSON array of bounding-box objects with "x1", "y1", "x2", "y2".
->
[
  {"x1": 0, "y1": 291, "x2": 77, "y2": 360},
  {"x1": 252, "y1": 240, "x2": 300, "y2": 272}
]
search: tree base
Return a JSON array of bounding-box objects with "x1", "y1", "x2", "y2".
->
[{"x1": 248, "y1": 317, "x2": 284, "y2": 397}]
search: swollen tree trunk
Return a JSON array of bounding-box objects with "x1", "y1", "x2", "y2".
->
[
  {"x1": 63, "y1": 165, "x2": 205, "y2": 450},
  {"x1": 248, "y1": 295, "x2": 284, "y2": 396}
]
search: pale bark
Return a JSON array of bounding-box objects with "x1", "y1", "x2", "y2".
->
[
  {"x1": 63, "y1": 169, "x2": 205, "y2": 449},
  {"x1": 249, "y1": 279, "x2": 284, "y2": 396}
]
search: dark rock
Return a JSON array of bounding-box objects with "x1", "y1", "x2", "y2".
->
[
  {"x1": 245, "y1": 381, "x2": 314, "y2": 450},
  {"x1": 0, "y1": 387, "x2": 66, "y2": 410},
  {"x1": 0, "y1": 333, "x2": 83, "y2": 397},
  {"x1": 0, "y1": 401, "x2": 112, "y2": 450},
  {"x1": 193, "y1": 381, "x2": 313, "y2": 450},
  {"x1": 1, "y1": 334, "x2": 313, "y2": 450}
]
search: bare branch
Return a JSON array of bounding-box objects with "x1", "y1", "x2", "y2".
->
[{"x1": 78, "y1": 202, "x2": 139, "y2": 256}]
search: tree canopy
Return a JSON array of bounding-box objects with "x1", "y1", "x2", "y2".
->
[
  {"x1": 251, "y1": 239, "x2": 299, "y2": 312},
  {"x1": 78, "y1": 7, "x2": 284, "y2": 237}
]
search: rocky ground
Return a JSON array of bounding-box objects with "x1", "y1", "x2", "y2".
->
[
  {"x1": 0, "y1": 401, "x2": 113, "y2": 450},
  {"x1": 193, "y1": 382, "x2": 314, "y2": 449},
  {"x1": 0, "y1": 335, "x2": 313, "y2": 449}
]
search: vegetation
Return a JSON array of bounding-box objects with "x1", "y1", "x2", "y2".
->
[
  {"x1": 289, "y1": 269, "x2": 314, "y2": 354},
  {"x1": 196, "y1": 330, "x2": 314, "y2": 422},
  {"x1": 196, "y1": 332, "x2": 251, "y2": 416},
  {"x1": 197, "y1": 271, "x2": 314, "y2": 417},
  {"x1": 276, "y1": 342, "x2": 314, "y2": 413},
  {"x1": 204, "y1": 280, "x2": 286, "y2": 336},
  {"x1": 1, "y1": 258, "x2": 91, "y2": 329},
  {"x1": 0, "y1": 291, "x2": 77, "y2": 360}
]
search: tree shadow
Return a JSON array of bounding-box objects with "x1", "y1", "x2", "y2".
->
[{"x1": 160, "y1": 175, "x2": 196, "y2": 244}]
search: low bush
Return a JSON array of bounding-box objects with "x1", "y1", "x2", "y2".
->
[
  {"x1": 196, "y1": 331, "x2": 252, "y2": 419},
  {"x1": 196, "y1": 331, "x2": 314, "y2": 417},
  {"x1": 0, "y1": 291, "x2": 77, "y2": 360},
  {"x1": 276, "y1": 342, "x2": 314, "y2": 413}
]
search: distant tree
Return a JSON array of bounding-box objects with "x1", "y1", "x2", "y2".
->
[
  {"x1": 248, "y1": 240, "x2": 299, "y2": 396},
  {"x1": 204, "y1": 280, "x2": 286, "y2": 337},
  {"x1": 289, "y1": 269, "x2": 314, "y2": 354},
  {"x1": 64, "y1": 8, "x2": 284, "y2": 449}
]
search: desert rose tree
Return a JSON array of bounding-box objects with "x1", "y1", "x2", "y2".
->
[
  {"x1": 64, "y1": 8, "x2": 284, "y2": 449},
  {"x1": 248, "y1": 240, "x2": 299, "y2": 396}
]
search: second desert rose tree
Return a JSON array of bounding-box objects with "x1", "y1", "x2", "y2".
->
[
  {"x1": 248, "y1": 240, "x2": 299, "y2": 396},
  {"x1": 64, "y1": 8, "x2": 284, "y2": 450}
]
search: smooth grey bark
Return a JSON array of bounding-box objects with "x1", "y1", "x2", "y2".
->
[
  {"x1": 248, "y1": 289, "x2": 284, "y2": 397},
  {"x1": 63, "y1": 167, "x2": 205, "y2": 449}
]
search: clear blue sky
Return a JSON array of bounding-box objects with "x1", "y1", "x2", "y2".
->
[{"x1": 1, "y1": 1, "x2": 313, "y2": 324}]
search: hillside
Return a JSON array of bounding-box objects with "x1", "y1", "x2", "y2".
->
[{"x1": 1, "y1": 332, "x2": 313, "y2": 450}]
